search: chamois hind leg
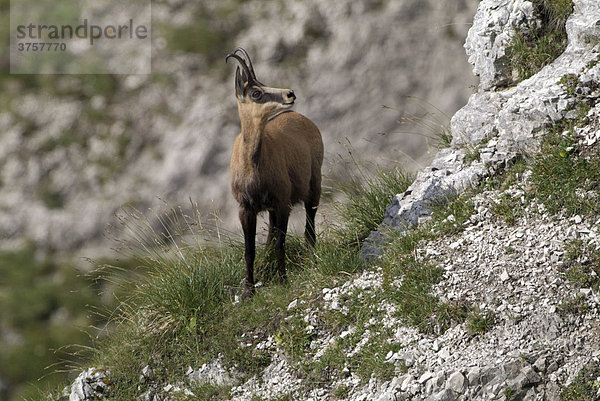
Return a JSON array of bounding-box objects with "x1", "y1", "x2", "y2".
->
[
  {"x1": 265, "y1": 210, "x2": 276, "y2": 250},
  {"x1": 305, "y1": 202, "x2": 318, "y2": 249},
  {"x1": 239, "y1": 207, "x2": 257, "y2": 297},
  {"x1": 305, "y1": 183, "x2": 320, "y2": 250},
  {"x1": 273, "y1": 209, "x2": 290, "y2": 283}
]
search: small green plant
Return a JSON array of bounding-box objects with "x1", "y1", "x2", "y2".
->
[
  {"x1": 564, "y1": 240, "x2": 600, "y2": 291},
  {"x1": 191, "y1": 383, "x2": 233, "y2": 400},
  {"x1": 429, "y1": 193, "x2": 476, "y2": 236},
  {"x1": 560, "y1": 361, "x2": 600, "y2": 400},
  {"x1": 504, "y1": 386, "x2": 515, "y2": 400},
  {"x1": 505, "y1": 0, "x2": 574, "y2": 83},
  {"x1": 467, "y1": 309, "x2": 494, "y2": 335},
  {"x1": 275, "y1": 315, "x2": 315, "y2": 361},
  {"x1": 559, "y1": 73, "x2": 580, "y2": 96},
  {"x1": 491, "y1": 193, "x2": 524, "y2": 225},
  {"x1": 586, "y1": 56, "x2": 599, "y2": 69},
  {"x1": 557, "y1": 295, "x2": 589, "y2": 317},
  {"x1": 464, "y1": 145, "x2": 481, "y2": 165},
  {"x1": 333, "y1": 384, "x2": 350, "y2": 399}
]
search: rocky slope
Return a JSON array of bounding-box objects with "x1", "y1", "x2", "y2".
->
[
  {"x1": 60, "y1": 0, "x2": 600, "y2": 400},
  {"x1": 364, "y1": 0, "x2": 600, "y2": 256},
  {"x1": 221, "y1": 192, "x2": 600, "y2": 401},
  {"x1": 63, "y1": 188, "x2": 600, "y2": 401},
  {"x1": 0, "y1": 0, "x2": 477, "y2": 254}
]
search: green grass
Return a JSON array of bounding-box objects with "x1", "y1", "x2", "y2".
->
[
  {"x1": 557, "y1": 295, "x2": 589, "y2": 317},
  {"x1": 389, "y1": 263, "x2": 465, "y2": 334},
  {"x1": 48, "y1": 163, "x2": 480, "y2": 399},
  {"x1": 564, "y1": 240, "x2": 600, "y2": 291},
  {"x1": 300, "y1": 288, "x2": 404, "y2": 384},
  {"x1": 504, "y1": 386, "x2": 515, "y2": 400},
  {"x1": 466, "y1": 309, "x2": 494, "y2": 336},
  {"x1": 331, "y1": 166, "x2": 414, "y2": 247},
  {"x1": 530, "y1": 111, "x2": 600, "y2": 217},
  {"x1": 559, "y1": 73, "x2": 580, "y2": 96},
  {"x1": 491, "y1": 193, "x2": 524, "y2": 225},
  {"x1": 429, "y1": 192, "x2": 476, "y2": 237},
  {"x1": 560, "y1": 362, "x2": 600, "y2": 401},
  {"x1": 505, "y1": 0, "x2": 573, "y2": 83}
]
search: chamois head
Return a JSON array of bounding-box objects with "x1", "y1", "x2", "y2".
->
[{"x1": 226, "y1": 48, "x2": 296, "y2": 121}]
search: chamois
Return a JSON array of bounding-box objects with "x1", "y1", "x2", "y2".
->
[{"x1": 226, "y1": 48, "x2": 323, "y2": 296}]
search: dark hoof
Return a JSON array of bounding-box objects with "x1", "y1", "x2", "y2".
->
[
  {"x1": 241, "y1": 284, "x2": 255, "y2": 299},
  {"x1": 276, "y1": 272, "x2": 287, "y2": 285}
]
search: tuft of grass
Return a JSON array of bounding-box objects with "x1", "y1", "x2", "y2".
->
[
  {"x1": 466, "y1": 309, "x2": 494, "y2": 335},
  {"x1": 559, "y1": 73, "x2": 580, "y2": 96},
  {"x1": 191, "y1": 383, "x2": 233, "y2": 400},
  {"x1": 491, "y1": 193, "x2": 525, "y2": 225},
  {"x1": 505, "y1": 0, "x2": 573, "y2": 83},
  {"x1": 564, "y1": 240, "x2": 600, "y2": 291},
  {"x1": 464, "y1": 145, "x2": 481, "y2": 165},
  {"x1": 557, "y1": 295, "x2": 590, "y2": 317},
  {"x1": 385, "y1": 102, "x2": 454, "y2": 150},
  {"x1": 504, "y1": 386, "x2": 515, "y2": 400},
  {"x1": 560, "y1": 361, "x2": 600, "y2": 401},
  {"x1": 332, "y1": 384, "x2": 350, "y2": 400},
  {"x1": 331, "y1": 166, "x2": 414, "y2": 247},
  {"x1": 429, "y1": 193, "x2": 476, "y2": 237}
]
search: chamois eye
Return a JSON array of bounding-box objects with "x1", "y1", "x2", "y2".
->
[{"x1": 250, "y1": 90, "x2": 262, "y2": 100}]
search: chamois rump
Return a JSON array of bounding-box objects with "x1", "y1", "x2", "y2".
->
[{"x1": 226, "y1": 48, "x2": 323, "y2": 296}]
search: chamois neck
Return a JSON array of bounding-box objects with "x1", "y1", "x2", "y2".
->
[
  {"x1": 240, "y1": 115, "x2": 267, "y2": 135},
  {"x1": 240, "y1": 114, "x2": 267, "y2": 166}
]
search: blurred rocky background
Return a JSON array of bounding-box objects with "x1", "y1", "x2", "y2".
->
[{"x1": 0, "y1": 0, "x2": 477, "y2": 399}]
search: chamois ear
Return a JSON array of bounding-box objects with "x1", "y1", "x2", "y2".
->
[{"x1": 235, "y1": 66, "x2": 247, "y2": 98}]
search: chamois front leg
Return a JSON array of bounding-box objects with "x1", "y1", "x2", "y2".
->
[
  {"x1": 273, "y1": 209, "x2": 290, "y2": 283},
  {"x1": 240, "y1": 207, "x2": 257, "y2": 297}
]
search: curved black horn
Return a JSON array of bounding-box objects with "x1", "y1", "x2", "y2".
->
[
  {"x1": 233, "y1": 47, "x2": 257, "y2": 80},
  {"x1": 225, "y1": 52, "x2": 253, "y2": 82}
]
